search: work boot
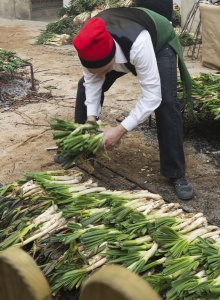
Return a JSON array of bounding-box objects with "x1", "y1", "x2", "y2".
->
[
  {"x1": 54, "y1": 153, "x2": 65, "y2": 164},
  {"x1": 172, "y1": 177, "x2": 194, "y2": 200}
]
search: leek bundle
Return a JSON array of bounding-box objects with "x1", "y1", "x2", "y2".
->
[{"x1": 50, "y1": 118, "x2": 106, "y2": 169}]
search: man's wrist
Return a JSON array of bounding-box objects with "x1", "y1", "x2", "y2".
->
[
  {"x1": 87, "y1": 115, "x2": 97, "y2": 122},
  {"x1": 117, "y1": 124, "x2": 127, "y2": 136}
]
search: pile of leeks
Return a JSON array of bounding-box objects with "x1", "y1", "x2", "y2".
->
[
  {"x1": 1, "y1": 168, "x2": 220, "y2": 299},
  {"x1": 178, "y1": 72, "x2": 220, "y2": 120}
]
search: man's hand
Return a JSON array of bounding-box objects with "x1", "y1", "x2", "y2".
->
[{"x1": 100, "y1": 124, "x2": 127, "y2": 149}]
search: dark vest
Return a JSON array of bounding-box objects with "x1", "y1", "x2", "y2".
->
[{"x1": 97, "y1": 8, "x2": 157, "y2": 75}]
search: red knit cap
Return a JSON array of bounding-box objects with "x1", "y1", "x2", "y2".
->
[{"x1": 73, "y1": 17, "x2": 116, "y2": 69}]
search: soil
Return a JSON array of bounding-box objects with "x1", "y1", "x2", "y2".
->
[{"x1": 0, "y1": 17, "x2": 220, "y2": 228}]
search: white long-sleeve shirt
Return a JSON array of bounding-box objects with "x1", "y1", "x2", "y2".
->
[{"x1": 81, "y1": 30, "x2": 162, "y2": 132}]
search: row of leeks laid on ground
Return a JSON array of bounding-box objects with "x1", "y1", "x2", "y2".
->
[
  {"x1": 50, "y1": 118, "x2": 107, "y2": 170},
  {"x1": 177, "y1": 72, "x2": 220, "y2": 120},
  {"x1": 1, "y1": 169, "x2": 220, "y2": 299}
]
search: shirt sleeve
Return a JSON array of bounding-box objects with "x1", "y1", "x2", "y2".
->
[
  {"x1": 83, "y1": 66, "x2": 105, "y2": 117},
  {"x1": 121, "y1": 30, "x2": 162, "y2": 132}
]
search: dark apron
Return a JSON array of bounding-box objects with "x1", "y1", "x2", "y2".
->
[{"x1": 133, "y1": 0, "x2": 173, "y2": 21}]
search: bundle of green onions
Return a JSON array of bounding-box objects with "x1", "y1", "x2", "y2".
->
[
  {"x1": 1, "y1": 168, "x2": 220, "y2": 299},
  {"x1": 50, "y1": 118, "x2": 106, "y2": 169}
]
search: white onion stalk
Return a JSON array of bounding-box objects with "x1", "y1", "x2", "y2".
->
[
  {"x1": 45, "y1": 219, "x2": 68, "y2": 236},
  {"x1": 212, "y1": 236, "x2": 220, "y2": 244},
  {"x1": 45, "y1": 174, "x2": 82, "y2": 181},
  {"x1": 71, "y1": 187, "x2": 106, "y2": 198},
  {"x1": 180, "y1": 217, "x2": 208, "y2": 234},
  {"x1": 45, "y1": 178, "x2": 82, "y2": 185},
  {"x1": 78, "y1": 242, "x2": 107, "y2": 259},
  {"x1": 30, "y1": 205, "x2": 58, "y2": 224},
  {"x1": 142, "y1": 200, "x2": 165, "y2": 215},
  {"x1": 124, "y1": 198, "x2": 153, "y2": 206},
  {"x1": 21, "y1": 206, "x2": 60, "y2": 234},
  {"x1": 27, "y1": 211, "x2": 63, "y2": 236},
  {"x1": 124, "y1": 200, "x2": 153, "y2": 211},
  {"x1": 71, "y1": 179, "x2": 95, "y2": 187},
  {"x1": 130, "y1": 191, "x2": 162, "y2": 200},
  {"x1": 37, "y1": 212, "x2": 63, "y2": 231},
  {"x1": 200, "y1": 228, "x2": 220, "y2": 239},
  {"x1": 67, "y1": 185, "x2": 93, "y2": 194},
  {"x1": 184, "y1": 226, "x2": 213, "y2": 243},
  {"x1": 22, "y1": 187, "x2": 45, "y2": 198},
  {"x1": 15, "y1": 217, "x2": 66, "y2": 247},
  {"x1": 136, "y1": 204, "x2": 156, "y2": 212},
  {"x1": 88, "y1": 247, "x2": 108, "y2": 266},
  {"x1": 42, "y1": 224, "x2": 68, "y2": 241},
  {"x1": 210, "y1": 235, "x2": 220, "y2": 242},
  {"x1": 121, "y1": 235, "x2": 153, "y2": 247},
  {"x1": 68, "y1": 181, "x2": 98, "y2": 193},
  {"x1": 173, "y1": 213, "x2": 204, "y2": 231},
  {"x1": 150, "y1": 203, "x2": 179, "y2": 215},
  {"x1": 19, "y1": 180, "x2": 38, "y2": 193},
  {"x1": 160, "y1": 203, "x2": 181, "y2": 211},
  {"x1": 86, "y1": 257, "x2": 108, "y2": 271},
  {"x1": 146, "y1": 204, "x2": 182, "y2": 219},
  {"x1": 196, "y1": 270, "x2": 206, "y2": 277},
  {"x1": 147, "y1": 209, "x2": 184, "y2": 220},
  {"x1": 29, "y1": 212, "x2": 61, "y2": 229},
  {"x1": 127, "y1": 242, "x2": 159, "y2": 273},
  {"x1": 135, "y1": 199, "x2": 165, "y2": 212},
  {"x1": 100, "y1": 190, "x2": 162, "y2": 200}
]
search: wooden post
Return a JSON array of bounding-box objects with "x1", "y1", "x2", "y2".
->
[
  {"x1": 80, "y1": 264, "x2": 161, "y2": 300},
  {"x1": 0, "y1": 247, "x2": 51, "y2": 300}
]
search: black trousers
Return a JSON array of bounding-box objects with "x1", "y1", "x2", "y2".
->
[{"x1": 74, "y1": 45, "x2": 185, "y2": 179}]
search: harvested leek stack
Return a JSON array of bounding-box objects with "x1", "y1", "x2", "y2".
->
[
  {"x1": 177, "y1": 72, "x2": 220, "y2": 120},
  {"x1": 50, "y1": 118, "x2": 106, "y2": 170},
  {"x1": 1, "y1": 169, "x2": 220, "y2": 299}
]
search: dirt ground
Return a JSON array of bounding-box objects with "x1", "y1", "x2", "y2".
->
[{"x1": 0, "y1": 18, "x2": 219, "y2": 227}]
